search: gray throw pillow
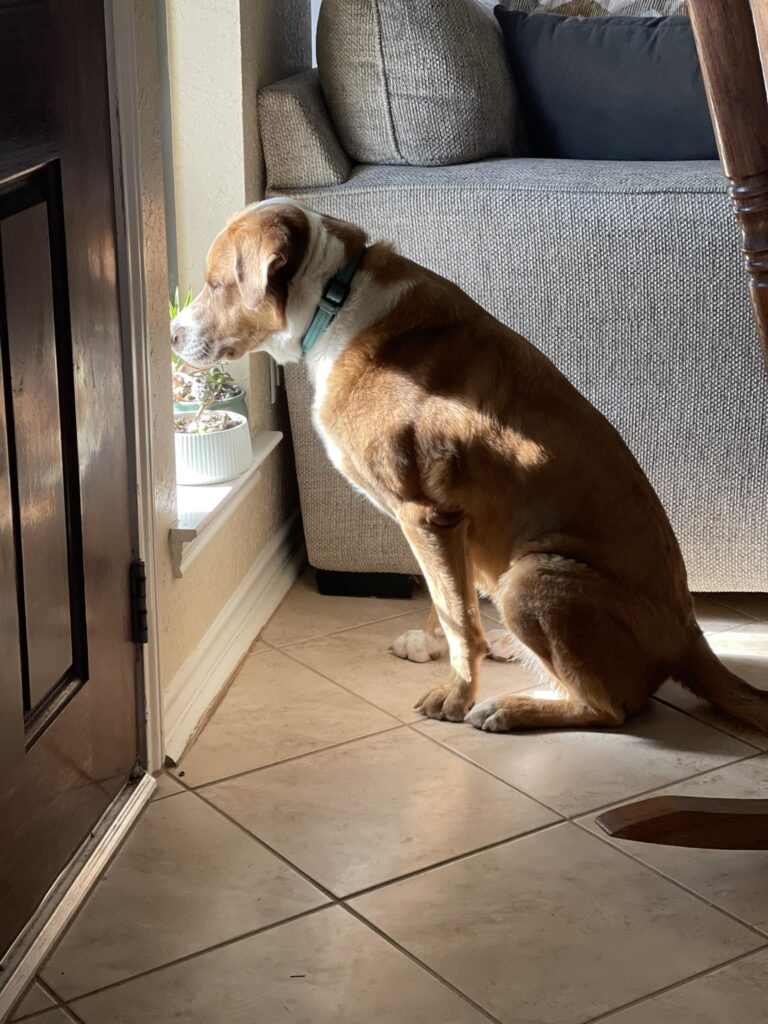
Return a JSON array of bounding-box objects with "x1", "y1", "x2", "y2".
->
[{"x1": 317, "y1": 0, "x2": 518, "y2": 166}]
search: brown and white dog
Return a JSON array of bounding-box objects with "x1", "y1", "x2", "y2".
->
[{"x1": 171, "y1": 198, "x2": 768, "y2": 735}]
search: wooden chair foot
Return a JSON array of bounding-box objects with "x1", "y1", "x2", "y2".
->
[{"x1": 596, "y1": 796, "x2": 768, "y2": 850}]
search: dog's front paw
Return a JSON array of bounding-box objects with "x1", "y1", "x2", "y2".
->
[
  {"x1": 415, "y1": 684, "x2": 471, "y2": 722},
  {"x1": 485, "y1": 629, "x2": 518, "y2": 662},
  {"x1": 391, "y1": 629, "x2": 447, "y2": 664}
]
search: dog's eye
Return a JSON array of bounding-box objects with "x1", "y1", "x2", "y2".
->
[{"x1": 209, "y1": 281, "x2": 223, "y2": 293}]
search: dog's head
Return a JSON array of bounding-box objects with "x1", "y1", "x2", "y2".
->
[{"x1": 170, "y1": 201, "x2": 310, "y2": 367}]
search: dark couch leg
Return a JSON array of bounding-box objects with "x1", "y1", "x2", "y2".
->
[{"x1": 315, "y1": 569, "x2": 414, "y2": 599}]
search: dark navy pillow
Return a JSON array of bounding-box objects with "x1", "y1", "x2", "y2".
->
[{"x1": 494, "y1": 8, "x2": 717, "y2": 160}]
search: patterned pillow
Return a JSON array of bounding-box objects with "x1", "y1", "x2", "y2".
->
[{"x1": 500, "y1": 1, "x2": 688, "y2": 15}]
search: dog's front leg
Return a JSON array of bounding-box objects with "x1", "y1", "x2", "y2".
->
[{"x1": 397, "y1": 508, "x2": 486, "y2": 722}]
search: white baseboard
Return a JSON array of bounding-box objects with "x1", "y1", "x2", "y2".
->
[{"x1": 163, "y1": 511, "x2": 305, "y2": 763}]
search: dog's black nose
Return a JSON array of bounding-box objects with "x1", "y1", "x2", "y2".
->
[{"x1": 171, "y1": 326, "x2": 187, "y2": 352}]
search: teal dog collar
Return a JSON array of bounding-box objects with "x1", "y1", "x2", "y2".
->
[{"x1": 300, "y1": 248, "x2": 366, "y2": 356}]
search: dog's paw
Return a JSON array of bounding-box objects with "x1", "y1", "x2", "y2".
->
[
  {"x1": 391, "y1": 629, "x2": 447, "y2": 664},
  {"x1": 415, "y1": 684, "x2": 471, "y2": 722},
  {"x1": 465, "y1": 697, "x2": 508, "y2": 732},
  {"x1": 485, "y1": 629, "x2": 518, "y2": 662}
]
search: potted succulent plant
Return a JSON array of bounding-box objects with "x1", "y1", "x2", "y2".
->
[
  {"x1": 171, "y1": 289, "x2": 252, "y2": 485},
  {"x1": 174, "y1": 407, "x2": 252, "y2": 485},
  {"x1": 172, "y1": 356, "x2": 249, "y2": 419}
]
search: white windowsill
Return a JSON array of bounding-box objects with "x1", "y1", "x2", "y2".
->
[{"x1": 169, "y1": 430, "x2": 282, "y2": 578}]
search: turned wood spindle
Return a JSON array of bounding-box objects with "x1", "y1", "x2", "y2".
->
[{"x1": 689, "y1": 0, "x2": 768, "y2": 369}]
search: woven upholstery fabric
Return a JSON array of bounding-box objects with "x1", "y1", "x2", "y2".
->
[
  {"x1": 496, "y1": 1, "x2": 688, "y2": 14},
  {"x1": 316, "y1": 0, "x2": 518, "y2": 167},
  {"x1": 259, "y1": 70, "x2": 351, "y2": 191},
  {"x1": 276, "y1": 159, "x2": 768, "y2": 591}
]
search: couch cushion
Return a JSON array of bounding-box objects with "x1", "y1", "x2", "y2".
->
[
  {"x1": 495, "y1": 10, "x2": 716, "y2": 160},
  {"x1": 259, "y1": 71, "x2": 351, "y2": 190},
  {"x1": 316, "y1": 0, "x2": 518, "y2": 167}
]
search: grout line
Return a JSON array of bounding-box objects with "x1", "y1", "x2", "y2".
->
[
  {"x1": 6, "y1": 960, "x2": 85, "y2": 1023},
  {"x1": 703, "y1": 594, "x2": 768, "y2": 625},
  {"x1": 171, "y1": 723, "x2": 407, "y2": 792},
  {"x1": 412, "y1": 712, "x2": 766, "y2": 824},
  {"x1": 274, "y1": 625, "x2": 532, "y2": 732},
  {"x1": 242, "y1": 623, "x2": 767, "y2": 825},
  {"x1": 338, "y1": 902, "x2": 506, "y2": 1024},
  {"x1": 571, "y1": 816, "x2": 768, "y2": 942},
  {"x1": 62, "y1": 905, "x2": 332, "y2": 1007},
  {"x1": 189, "y1": 780, "x2": 554, "y2": 910},
  {"x1": 651, "y1": 693, "x2": 766, "y2": 752},
  {"x1": 583, "y1": 941, "x2": 768, "y2": 1023},
  {"x1": 259, "y1": 588, "x2": 760, "y2": 654},
  {"x1": 575, "y1": 749, "x2": 765, "y2": 822},
  {"x1": 149, "y1": 770, "x2": 188, "y2": 800},
  {"x1": 263, "y1": 604, "x2": 510, "y2": 657},
  {"x1": 184, "y1": 733, "x2": 566, "y2": 907},
  {"x1": 58, "y1": 779, "x2": 548, "y2": 1015},
  {"x1": 341, "y1": 821, "x2": 562, "y2": 902},
  {"x1": 275, "y1": 641, "x2": 428, "y2": 722},
  {"x1": 262, "y1": 603, "x2": 431, "y2": 653},
  {"x1": 35, "y1": 977, "x2": 65, "y2": 1009},
  {"x1": 701, "y1": 620, "x2": 758, "y2": 636},
  {"x1": 178, "y1": 620, "x2": 765, "y2": 821},
  {"x1": 247, "y1": 595, "x2": 765, "y2": 771},
  {"x1": 60, "y1": 1005, "x2": 85, "y2": 1024},
  {"x1": 57, "y1": 757, "x2": 768, "y2": 1014},
  {"x1": 406, "y1": 721, "x2": 566, "y2": 819},
  {"x1": 187, "y1": 787, "x2": 340, "y2": 902}
]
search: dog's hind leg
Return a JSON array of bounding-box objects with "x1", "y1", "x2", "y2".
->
[
  {"x1": 484, "y1": 629, "x2": 519, "y2": 662},
  {"x1": 397, "y1": 509, "x2": 486, "y2": 721},
  {"x1": 391, "y1": 603, "x2": 449, "y2": 663},
  {"x1": 467, "y1": 693, "x2": 625, "y2": 731},
  {"x1": 467, "y1": 554, "x2": 657, "y2": 733}
]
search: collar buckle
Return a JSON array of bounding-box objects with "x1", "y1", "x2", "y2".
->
[{"x1": 317, "y1": 277, "x2": 351, "y2": 316}]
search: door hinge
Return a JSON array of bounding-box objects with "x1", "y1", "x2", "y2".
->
[{"x1": 129, "y1": 560, "x2": 149, "y2": 645}]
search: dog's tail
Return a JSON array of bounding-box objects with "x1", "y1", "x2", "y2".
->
[{"x1": 675, "y1": 632, "x2": 768, "y2": 735}]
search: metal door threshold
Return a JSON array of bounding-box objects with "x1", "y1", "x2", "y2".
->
[{"x1": 0, "y1": 771, "x2": 155, "y2": 1018}]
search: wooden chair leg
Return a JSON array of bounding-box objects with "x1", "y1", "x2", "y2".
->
[
  {"x1": 599, "y1": 0, "x2": 768, "y2": 853},
  {"x1": 689, "y1": 0, "x2": 768, "y2": 368},
  {"x1": 596, "y1": 796, "x2": 768, "y2": 850}
]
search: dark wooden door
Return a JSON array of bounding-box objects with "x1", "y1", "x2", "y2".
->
[{"x1": 0, "y1": 0, "x2": 140, "y2": 956}]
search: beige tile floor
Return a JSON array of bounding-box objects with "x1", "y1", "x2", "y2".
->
[{"x1": 8, "y1": 576, "x2": 768, "y2": 1024}]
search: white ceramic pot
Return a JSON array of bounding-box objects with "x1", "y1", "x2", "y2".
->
[{"x1": 174, "y1": 412, "x2": 252, "y2": 485}]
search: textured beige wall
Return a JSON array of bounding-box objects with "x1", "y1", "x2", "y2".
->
[
  {"x1": 166, "y1": 0, "x2": 310, "y2": 287},
  {"x1": 134, "y1": 0, "x2": 306, "y2": 692}
]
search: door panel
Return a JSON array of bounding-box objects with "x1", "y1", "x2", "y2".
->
[
  {"x1": 2, "y1": 201, "x2": 75, "y2": 710},
  {"x1": 0, "y1": 0, "x2": 140, "y2": 957}
]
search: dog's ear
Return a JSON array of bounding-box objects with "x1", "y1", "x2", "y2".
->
[
  {"x1": 233, "y1": 230, "x2": 285, "y2": 311},
  {"x1": 233, "y1": 209, "x2": 307, "y2": 310}
]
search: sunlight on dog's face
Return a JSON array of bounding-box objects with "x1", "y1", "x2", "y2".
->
[{"x1": 170, "y1": 204, "x2": 308, "y2": 368}]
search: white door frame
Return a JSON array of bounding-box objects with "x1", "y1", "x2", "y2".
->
[{"x1": 106, "y1": 0, "x2": 164, "y2": 772}]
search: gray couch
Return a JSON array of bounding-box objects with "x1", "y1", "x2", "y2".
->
[{"x1": 258, "y1": 0, "x2": 768, "y2": 592}]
